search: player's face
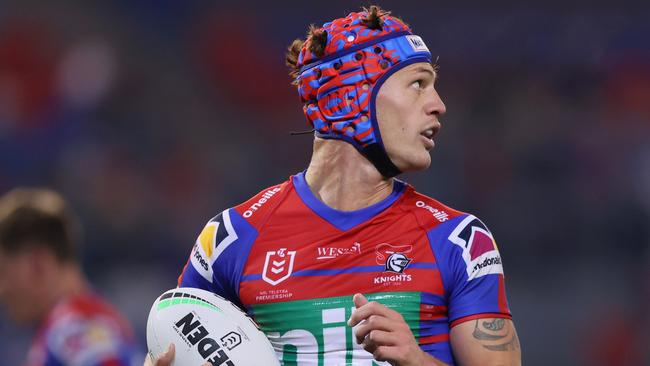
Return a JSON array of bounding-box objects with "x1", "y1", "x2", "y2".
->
[
  {"x1": 0, "y1": 248, "x2": 42, "y2": 324},
  {"x1": 375, "y1": 62, "x2": 446, "y2": 172}
]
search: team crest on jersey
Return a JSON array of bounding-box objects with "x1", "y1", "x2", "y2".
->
[
  {"x1": 375, "y1": 243, "x2": 413, "y2": 266},
  {"x1": 448, "y1": 215, "x2": 503, "y2": 280},
  {"x1": 384, "y1": 253, "x2": 412, "y2": 273},
  {"x1": 373, "y1": 243, "x2": 413, "y2": 284},
  {"x1": 262, "y1": 248, "x2": 297, "y2": 286}
]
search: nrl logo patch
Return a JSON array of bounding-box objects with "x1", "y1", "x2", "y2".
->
[{"x1": 262, "y1": 248, "x2": 296, "y2": 286}]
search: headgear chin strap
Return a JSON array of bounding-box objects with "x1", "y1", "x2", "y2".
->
[{"x1": 295, "y1": 10, "x2": 432, "y2": 177}]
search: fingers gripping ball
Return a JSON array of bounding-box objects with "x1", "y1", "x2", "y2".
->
[{"x1": 146, "y1": 288, "x2": 280, "y2": 366}]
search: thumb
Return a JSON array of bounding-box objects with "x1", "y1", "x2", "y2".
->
[
  {"x1": 154, "y1": 343, "x2": 175, "y2": 366},
  {"x1": 353, "y1": 293, "x2": 369, "y2": 308}
]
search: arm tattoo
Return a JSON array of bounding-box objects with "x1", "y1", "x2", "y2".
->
[{"x1": 472, "y1": 319, "x2": 520, "y2": 352}]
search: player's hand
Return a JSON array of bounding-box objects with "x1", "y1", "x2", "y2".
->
[
  {"x1": 143, "y1": 343, "x2": 213, "y2": 366},
  {"x1": 348, "y1": 293, "x2": 447, "y2": 366}
]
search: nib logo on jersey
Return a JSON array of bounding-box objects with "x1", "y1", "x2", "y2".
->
[
  {"x1": 373, "y1": 243, "x2": 413, "y2": 285},
  {"x1": 448, "y1": 215, "x2": 503, "y2": 280}
]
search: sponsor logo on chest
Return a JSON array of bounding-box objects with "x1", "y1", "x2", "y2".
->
[{"x1": 316, "y1": 242, "x2": 361, "y2": 260}]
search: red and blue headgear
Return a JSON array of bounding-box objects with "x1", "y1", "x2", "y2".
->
[{"x1": 295, "y1": 9, "x2": 432, "y2": 177}]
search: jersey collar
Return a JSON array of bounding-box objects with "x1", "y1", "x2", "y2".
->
[{"x1": 292, "y1": 171, "x2": 406, "y2": 231}]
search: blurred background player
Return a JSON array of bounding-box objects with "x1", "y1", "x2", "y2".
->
[
  {"x1": 0, "y1": 188, "x2": 139, "y2": 366},
  {"x1": 154, "y1": 5, "x2": 521, "y2": 366}
]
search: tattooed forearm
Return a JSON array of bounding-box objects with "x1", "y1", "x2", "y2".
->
[{"x1": 472, "y1": 319, "x2": 520, "y2": 352}]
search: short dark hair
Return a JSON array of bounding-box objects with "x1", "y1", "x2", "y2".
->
[
  {"x1": 285, "y1": 5, "x2": 406, "y2": 84},
  {"x1": 0, "y1": 188, "x2": 81, "y2": 262}
]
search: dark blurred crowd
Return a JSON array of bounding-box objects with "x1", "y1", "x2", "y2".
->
[{"x1": 0, "y1": 1, "x2": 648, "y2": 365}]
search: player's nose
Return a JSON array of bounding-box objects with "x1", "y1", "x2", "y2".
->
[{"x1": 425, "y1": 88, "x2": 446, "y2": 117}]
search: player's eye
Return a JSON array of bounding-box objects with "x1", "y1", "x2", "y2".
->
[{"x1": 411, "y1": 80, "x2": 424, "y2": 89}]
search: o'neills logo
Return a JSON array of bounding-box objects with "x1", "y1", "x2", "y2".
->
[
  {"x1": 242, "y1": 187, "x2": 281, "y2": 218},
  {"x1": 415, "y1": 201, "x2": 449, "y2": 222},
  {"x1": 174, "y1": 312, "x2": 234, "y2": 366}
]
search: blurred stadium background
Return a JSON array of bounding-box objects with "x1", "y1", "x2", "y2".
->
[{"x1": 0, "y1": 1, "x2": 648, "y2": 365}]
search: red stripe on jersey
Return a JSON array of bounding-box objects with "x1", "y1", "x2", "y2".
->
[
  {"x1": 450, "y1": 313, "x2": 512, "y2": 328},
  {"x1": 177, "y1": 256, "x2": 191, "y2": 286},
  {"x1": 498, "y1": 274, "x2": 509, "y2": 314},
  {"x1": 420, "y1": 303, "x2": 448, "y2": 321},
  {"x1": 240, "y1": 267, "x2": 444, "y2": 304},
  {"x1": 419, "y1": 333, "x2": 450, "y2": 344},
  {"x1": 101, "y1": 360, "x2": 125, "y2": 366}
]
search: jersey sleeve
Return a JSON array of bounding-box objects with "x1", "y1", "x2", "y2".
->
[
  {"x1": 44, "y1": 315, "x2": 137, "y2": 366},
  {"x1": 427, "y1": 214, "x2": 511, "y2": 327},
  {"x1": 177, "y1": 208, "x2": 257, "y2": 309}
]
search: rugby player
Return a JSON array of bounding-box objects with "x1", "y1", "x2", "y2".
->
[
  {"x1": 153, "y1": 5, "x2": 521, "y2": 366},
  {"x1": 0, "y1": 188, "x2": 139, "y2": 366}
]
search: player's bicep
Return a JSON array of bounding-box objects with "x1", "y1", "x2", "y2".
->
[{"x1": 450, "y1": 318, "x2": 521, "y2": 366}]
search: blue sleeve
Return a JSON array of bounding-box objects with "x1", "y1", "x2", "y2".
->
[
  {"x1": 428, "y1": 214, "x2": 511, "y2": 325},
  {"x1": 178, "y1": 208, "x2": 257, "y2": 309}
]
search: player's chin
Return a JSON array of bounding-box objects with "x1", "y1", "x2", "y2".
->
[{"x1": 394, "y1": 152, "x2": 431, "y2": 173}]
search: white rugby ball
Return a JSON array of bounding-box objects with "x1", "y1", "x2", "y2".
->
[{"x1": 146, "y1": 287, "x2": 279, "y2": 366}]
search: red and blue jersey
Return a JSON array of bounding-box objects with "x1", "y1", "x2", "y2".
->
[
  {"x1": 178, "y1": 172, "x2": 511, "y2": 365},
  {"x1": 25, "y1": 293, "x2": 139, "y2": 366}
]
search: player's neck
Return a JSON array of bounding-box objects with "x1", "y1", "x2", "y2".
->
[{"x1": 305, "y1": 138, "x2": 394, "y2": 211}]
